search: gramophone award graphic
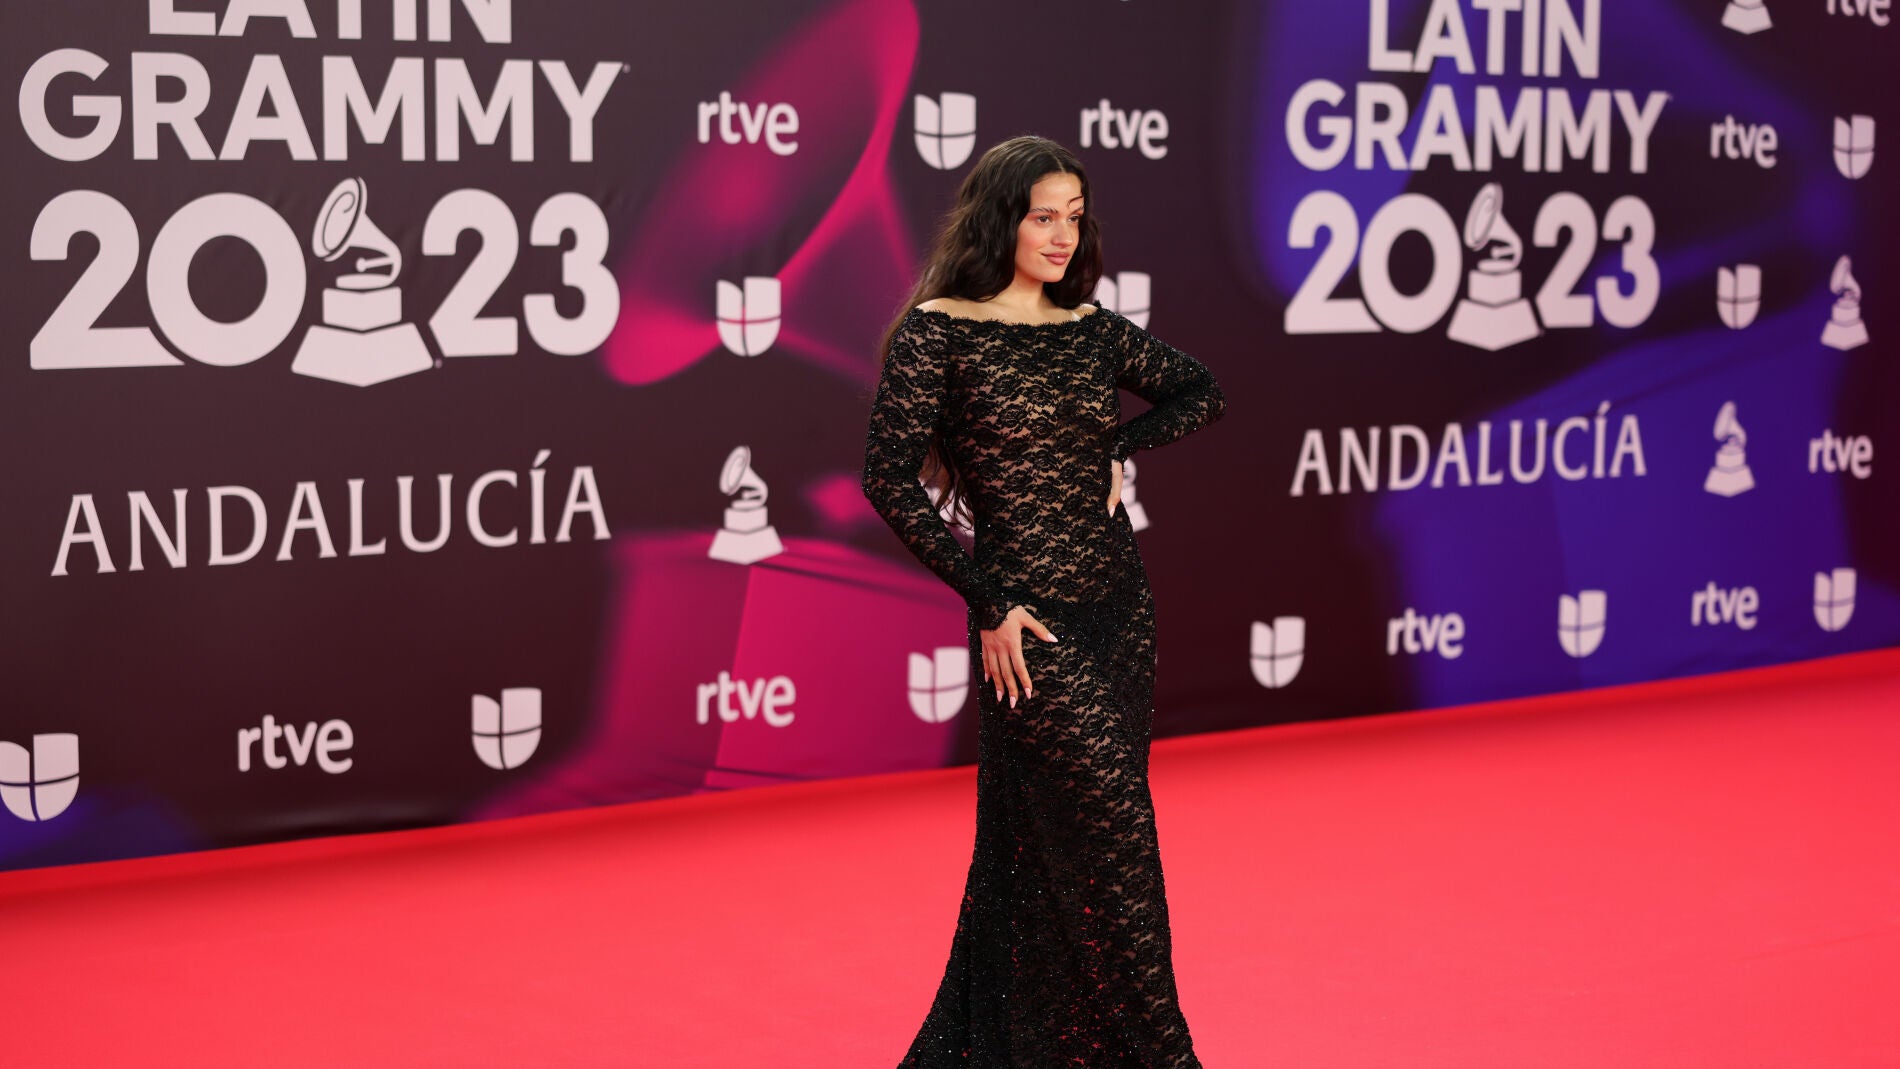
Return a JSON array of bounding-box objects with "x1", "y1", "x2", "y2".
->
[
  {"x1": 1447, "y1": 183, "x2": 1541, "y2": 351},
  {"x1": 292, "y1": 178, "x2": 433, "y2": 386},
  {"x1": 1704, "y1": 402, "x2": 1756, "y2": 497},
  {"x1": 709, "y1": 445, "x2": 785, "y2": 564},
  {"x1": 1722, "y1": 0, "x2": 1771, "y2": 34},
  {"x1": 1821, "y1": 256, "x2": 1870, "y2": 352}
]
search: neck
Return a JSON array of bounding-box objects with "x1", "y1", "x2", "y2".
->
[{"x1": 988, "y1": 275, "x2": 1056, "y2": 315}]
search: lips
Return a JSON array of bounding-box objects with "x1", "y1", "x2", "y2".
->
[{"x1": 1043, "y1": 253, "x2": 1071, "y2": 264}]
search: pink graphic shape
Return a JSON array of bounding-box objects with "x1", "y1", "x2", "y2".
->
[
  {"x1": 806, "y1": 471, "x2": 886, "y2": 533},
  {"x1": 472, "y1": 532, "x2": 968, "y2": 820},
  {"x1": 606, "y1": 0, "x2": 921, "y2": 386}
]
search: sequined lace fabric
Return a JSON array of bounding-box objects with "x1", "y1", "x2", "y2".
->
[{"x1": 861, "y1": 305, "x2": 1226, "y2": 1067}]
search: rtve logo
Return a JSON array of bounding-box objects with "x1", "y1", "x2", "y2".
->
[
  {"x1": 1828, "y1": 0, "x2": 1892, "y2": 26},
  {"x1": 1810, "y1": 429, "x2": 1874, "y2": 479},
  {"x1": 1249, "y1": 617, "x2": 1305, "y2": 688},
  {"x1": 908, "y1": 646, "x2": 969, "y2": 723},
  {"x1": 1, "y1": 734, "x2": 79, "y2": 822},
  {"x1": 1691, "y1": 582, "x2": 1759, "y2": 630},
  {"x1": 1094, "y1": 272, "x2": 1151, "y2": 328},
  {"x1": 696, "y1": 671, "x2": 797, "y2": 728},
  {"x1": 1078, "y1": 99, "x2": 1170, "y2": 159},
  {"x1": 696, "y1": 92, "x2": 799, "y2": 156},
  {"x1": 1814, "y1": 568, "x2": 1857, "y2": 632},
  {"x1": 716, "y1": 277, "x2": 780, "y2": 357},
  {"x1": 1723, "y1": 0, "x2": 1772, "y2": 34},
  {"x1": 1717, "y1": 264, "x2": 1762, "y2": 329},
  {"x1": 914, "y1": 93, "x2": 976, "y2": 170},
  {"x1": 1558, "y1": 590, "x2": 1607, "y2": 658},
  {"x1": 1709, "y1": 115, "x2": 1777, "y2": 168},
  {"x1": 237, "y1": 715, "x2": 354, "y2": 774},
  {"x1": 473, "y1": 688, "x2": 542, "y2": 770},
  {"x1": 1386, "y1": 608, "x2": 1465, "y2": 660},
  {"x1": 1834, "y1": 115, "x2": 1875, "y2": 179}
]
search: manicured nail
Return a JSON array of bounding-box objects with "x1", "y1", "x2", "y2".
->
[{"x1": 1009, "y1": 695, "x2": 1016, "y2": 708}]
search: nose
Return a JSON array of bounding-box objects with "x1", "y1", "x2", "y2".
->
[{"x1": 1052, "y1": 223, "x2": 1075, "y2": 248}]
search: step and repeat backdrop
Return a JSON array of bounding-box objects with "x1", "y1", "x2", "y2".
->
[{"x1": 3, "y1": 0, "x2": 1895, "y2": 869}]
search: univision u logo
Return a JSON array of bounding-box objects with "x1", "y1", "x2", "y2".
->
[
  {"x1": 0, "y1": 734, "x2": 79, "y2": 821},
  {"x1": 914, "y1": 93, "x2": 976, "y2": 170},
  {"x1": 716, "y1": 277, "x2": 781, "y2": 357},
  {"x1": 1834, "y1": 115, "x2": 1875, "y2": 180},
  {"x1": 1249, "y1": 617, "x2": 1305, "y2": 688},
  {"x1": 908, "y1": 647, "x2": 969, "y2": 723},
  {"x1": 1717, "y1": 265, "x2": 1762, "y2": 329},
  {"x1": 472, "y1": 689, "x2": 542, "y2": 770},
  {"x1": 1558, "y1": 591, "x2": 1607, "y2": 658},
  {"x1": 1095, "y1": 272, "x2": 1152, "y2": 329},
  {"x1": 1814, "y1": 568, "x2": 1856, "y2": 632}
]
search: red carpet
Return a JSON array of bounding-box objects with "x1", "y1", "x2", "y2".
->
[{"x1": 4, "y1": 650, "x2": 1898, "y2": 1067}]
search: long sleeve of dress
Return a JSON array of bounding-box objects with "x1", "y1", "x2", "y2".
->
[
  {"x1": 1107, "y1": 312, "x2": 1227, "y2": 464},
  {"x1": 862, "y1": 314, "x2": 1022, "y2": 631}
]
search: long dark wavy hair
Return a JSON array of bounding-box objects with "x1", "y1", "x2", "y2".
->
[{"x1": 878, "y1": 136, "x2": 1105, "y2": 527}]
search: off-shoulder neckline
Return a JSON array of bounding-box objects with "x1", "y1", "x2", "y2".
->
[{"x1": 908, "y1": 305, "x2": 1108, "y2": 332}]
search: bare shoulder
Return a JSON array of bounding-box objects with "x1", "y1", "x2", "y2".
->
[
  {"x1": 916, "y1": 296, "x2": 982, "y2": 316},
  {"x1": 1075, "y1": 303, "x2": 1101, "y2": 318}
]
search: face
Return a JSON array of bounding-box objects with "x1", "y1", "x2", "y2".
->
[{"x1": 1013, "y1": 171, "x2": 1085, "y2": 288}]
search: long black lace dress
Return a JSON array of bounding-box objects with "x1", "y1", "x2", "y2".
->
[{"x1": 861, "y1": 305, "x2": 1226, "y2": 1068}]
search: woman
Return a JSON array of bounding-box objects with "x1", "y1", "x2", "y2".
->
[{"x1": 861, "y1": 135, "x2": 1226, "y2": 1068}]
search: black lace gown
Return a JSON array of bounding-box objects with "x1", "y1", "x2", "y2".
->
[{"x1": 861, "y1": 305, "x2": 1226, "y2": 1068}]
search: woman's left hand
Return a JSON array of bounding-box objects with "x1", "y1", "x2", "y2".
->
[{"x1": 1107, "y1": 458, "x2": 1123, "y2": 515}]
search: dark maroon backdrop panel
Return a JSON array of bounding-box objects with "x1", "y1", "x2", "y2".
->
[{"x1": 4, "y1": 0, "x2": 1895, "y2": 869}]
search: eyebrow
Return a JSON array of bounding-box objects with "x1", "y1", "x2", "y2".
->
[{"x1": 1029, "y1": 202, "x2": 1086, "y2": 214}]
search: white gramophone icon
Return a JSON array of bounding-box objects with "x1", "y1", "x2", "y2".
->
[
  {"x1": 1447, "y1": 183, "x2": 1541, "y2": 351},
  {"x1": 1821, "y1": 255, "x2": 1870, "y2": 351},
  {"x1": 1120, "y1": 456, "x2": 1149, "y2": 531},
  {"x1": 291, "y1": 177, "x2": 432, "y2": 386},
  {"x1": 1722, "y1": 0, "x2": 1771, "y2": 34},
  {"x1": 709, "y1": 445, "x2": 785, "y2": 564},
  {"x1": 1703, "y1": 401, "x2": 1755, "y2": 497}
]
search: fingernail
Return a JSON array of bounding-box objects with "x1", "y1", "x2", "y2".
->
[
  {"x1": 1026, "y1": 688, "x2": 1033, "y2": 698},
  {"x1": 1009, "y1": 695, "x2": 1016, "y2": 708}
]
